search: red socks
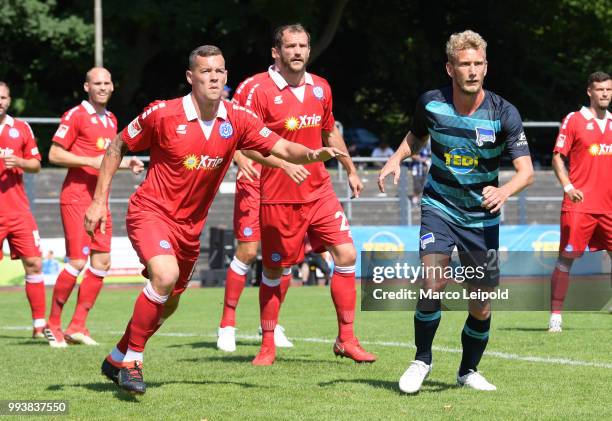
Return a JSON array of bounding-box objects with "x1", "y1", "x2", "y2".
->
[
  {"x1": 330, "y1": 266, "x2": 356, "y2": 342},
  {"x1": 220, "y1": 265, "x2": 247, "y2": 328},
  {"x1": 67, "y1": 268, "x2": 106, "y2": 332},
  {"x1": 48, "y1": 265, "x2": 79, "y2": 326},
  {"x1": 551, "y1": 264, "x2": 571, "y2": 313},
  {"x1": 25, "y1": 274, "x2": 46, "y2": 321},
  {"x1": 126, "y1": 283, "x2": 168, "y2": 352},
  {"x1": 259, "y1": 275, "x2": 281, "y2": 348}
]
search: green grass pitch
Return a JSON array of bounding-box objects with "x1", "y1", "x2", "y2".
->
[{"x1": 0, "y1": 286, "x2": 610, "y2": 420}]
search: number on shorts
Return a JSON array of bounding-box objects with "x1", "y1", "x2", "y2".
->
[
  {"x1": 32, "y1": 230, "x2": 41, "y2": 248},
  {"x1": 486, "y1": 249, "x2": 498, "y2": 271},
  {"x1": 335, "y1": 211, "x2": 349, "y2": 232}
]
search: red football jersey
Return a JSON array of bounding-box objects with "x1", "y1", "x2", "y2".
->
[
  {"x1": 121, "y1": 95, "x2": 280, "y2": 234},
  {"x1": 232, "y1": 71, "x2": 269, "y2": 196},
  {"x1": 250, "y1": 68, "x2": 336, "y2": 204},
  {"x1": 52, "y1": 100, "x2": 118, "y2": 204},
  {"x1": 0, "y1": 115, "x2": 41, "y2": 215},
  {"x1": 554, "y1": 107, "x2": 612, "y2": 213}
]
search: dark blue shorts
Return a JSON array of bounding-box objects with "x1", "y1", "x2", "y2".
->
[{"x1": 419, "y1": 206, "x2": 500, "y2": 286}]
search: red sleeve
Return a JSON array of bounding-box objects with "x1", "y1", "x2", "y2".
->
[
  {"x1": 120, "y1": 100, "x2": 165, "y2": 152},
  {"x1": 249, "y1": 87, "x2": 269, "y2": 121},
  {"x1": 235, "y1": 107, "x2": 280, "y2": 156},
  {"x1": 321, "y1": 82, "x2": 335, "y2": 132},
  {"x1": 21, "y1": 122, "x2": 41, "y2": 161},
  {"x1": 553, "y1": 112, "x2": 575, "y2": 156},
  {"x1": 52, "y1": 107, "x2": 80, "y2": 150}
]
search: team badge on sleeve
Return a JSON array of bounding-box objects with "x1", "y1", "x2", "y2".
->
[
  {"x1": 31, "y1": 147, "x2": 39, "y2": 155},
  {"x1": 54, "y1": 124, "x2": 69, "y2": 139},
  {"x1": 259, "y1": 127, "x2": 272, "y2": 138},
  {"x1": 312, "y1": 86, "x2": 324, "y2": 100},
  {"x1": 219, "y1": 122, "x2": 233, "y2": 139},
  {"x1": 475, "y1": 127, "x2": 496, "y2": 146},
  {"x1": 556, "y1": 134, "x2": 566, "y2": 148},
  {"x1": 127, "y1": 118, "x2": 142, "y2": 139}
]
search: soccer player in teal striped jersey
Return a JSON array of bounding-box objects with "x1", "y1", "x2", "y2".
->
[{"x1": 378, "y1": 30, "x2": 534, "y2": 393}]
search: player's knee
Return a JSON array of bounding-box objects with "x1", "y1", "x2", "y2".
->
[
  {"x1": 69, "y1": 259, "x2": 87, "y2": 272},
  {"x1": 470, "y1": 308, "x2": 491, "y2": 320},
  {"x1": 332, "y1": 246, "x2": 357, "y2": 267},
  {"x1": 150, "y1": 269, "x2": 180, "y2": 292},
  {"x1": 23, "y1": 257, "x2": 42, "y2": 274}
]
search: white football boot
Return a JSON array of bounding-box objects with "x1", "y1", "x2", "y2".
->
[
  {"x1": 398, "y1": 360, "x2": 431, "y2": 394},
  {"x1": 457, "y1": 370, "x2": 497, "y2": 391},
  {"x1": 548, "y1": 313, "x2": 562, "y2": 333},
  {"x1": 217, "y1": 326, "x2": 237, "y2": 352}
]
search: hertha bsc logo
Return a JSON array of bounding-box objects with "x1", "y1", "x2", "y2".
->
[
  {"x1": 219, "y1": 122, "x2": 233, "y2": 139},
  {"x1": 475, "y1": 127, "x2": 496, "y2": 146}
]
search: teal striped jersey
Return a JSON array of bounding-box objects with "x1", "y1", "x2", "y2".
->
[{"x1": 411, "y1": 87, "x2": 530, "y2": 227}]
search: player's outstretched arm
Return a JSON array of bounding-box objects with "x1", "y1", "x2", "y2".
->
[
  {"x1": 241, "y1": 149, "x2": 311, "y2": 184},
  {"x1": 48, "y1": 143, "x2": 103, "y2": 169},
  {"x1": 322, "y1": 126, "x2": 363, "y2": 198},
  {"x1": 270, "y1": 138, "x2": 346, "y2": 165},
  {"x1": 482, "y1": 155, "x2": 534, "y2": 213},
  {"x1": 233, "y1": 150, "x2": 260, "y2": 182},
  {"x1": 378, "y1": 131, "x2": 424, "y2": 193},
  {"x1": 551, "y1": 151, "x2": 583, "y2": 203},
  {"x1": 1, "y1": 156, "x2": 40, "y2": 173},
  {"x1": 84, "y1": 134, "x2": 126, "y2": 236}
]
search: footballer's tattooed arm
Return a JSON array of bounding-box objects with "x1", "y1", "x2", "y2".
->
[{"x1": 84, "y1": 134, "x2": 127, "y2": 236}]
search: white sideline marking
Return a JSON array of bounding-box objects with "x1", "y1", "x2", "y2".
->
[{"x1": 3, "y1": 326, "x2": 611, "y2": 369}]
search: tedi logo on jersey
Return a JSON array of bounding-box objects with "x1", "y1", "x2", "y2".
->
[
  {"x1": 284, "y1": 114, "x2": 322, "y2": 131},
  {"x1": 475, "y1": 127, "x2": 496, "y2": 146},
  {"x1": 183, "y1": 154, "x2": 224, "y2": 171},
  {"x1": 588, "y1": 143, "x2": 612, "y2": 156},
  {"x1": 444, "y1": 147, "x2": 479, "y2": 174}
]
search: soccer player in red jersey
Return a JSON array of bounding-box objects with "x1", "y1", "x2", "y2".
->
[
  {"x1": 85, "y1": 45, "x2": 345, "y2": 394},
  {"x1": 217, "y1": 68, "x2": 311, "y2": 351},
  {"x1": 0, "y1": 81, "x2": 46, "y2": 338},
  {"x1": 46, "y1": 68, "x2": 144, "y2": 347},
  {"x1": 242, "y1": 24, "x2": 375, "y2": 366},
  {"x1": 549, "y1": 71, "x2": 612, "y2": 332}
]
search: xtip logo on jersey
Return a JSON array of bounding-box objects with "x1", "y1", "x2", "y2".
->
[
  {"x1": 444, "y1": 148, "x2": 479, "y2": 174},
  {"x1": 96, "y1": 137, "x2": 112, "y2": 150},
  {"x1": 588, "y1": 143, "x2": 612, "y2": 156},
  {"x1": 183, "y1": 154, "x2": 224, "y2": 171},
  {"x1": 0, "y1": 147, "x2": 14, "y2": 157},
  {"x1": 284, "y1": 114, "x2": 322, "y2": 131}
]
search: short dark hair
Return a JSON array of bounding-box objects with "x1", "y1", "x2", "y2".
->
[
  {"x1": 189, "y1": 45, "x2": 223, "y2": 69},
  {"x1": 273, "y1": 23, "x2": 310, "y2": 50},
  {"x1": 587, "y1": 71, "x2": 611, "y2": 87},
  {"x1": 0, "y1": 81, "x2": 9, "y2": 95}
]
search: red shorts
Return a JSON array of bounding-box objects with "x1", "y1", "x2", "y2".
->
[
  {"x1": 559, "y1": 211, "x2": 612, "y2": 257},
  {"x1": 0, "y1": 212, "x2": 42, "y2": 260},
  {"x1": 233, "y1": 181, "x2": 261, "y2": 242},
  {"x1": 260, "y1": 194, "x2": 353, "y2": 267},
  {"x1": 61, "y1": 204, "x2": 112, "y2": 260},
  {"x1": 126, "y1": 207, "x2": 199, "y2": 295}
]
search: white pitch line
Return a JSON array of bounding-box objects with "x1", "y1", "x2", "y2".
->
[{"x1": 3, "y1": 326, "x2": 612, "y2": 369}]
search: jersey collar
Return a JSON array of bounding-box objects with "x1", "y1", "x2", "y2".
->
[
  {"x1": 0, "y1": 115, "x2": 15, "y2": 127},
  {"x1": 81, "y1": 100, "x2": 110, "y2": 116},
  {"x1": 579, "y1": 106, "x2": 612, "y2": 121},
  {"x1": 182, "y1": 94, "x2": 228, "y2": 122},
  {"x1": 268, "y1": 67, "x2": 314, "y2": 90}
]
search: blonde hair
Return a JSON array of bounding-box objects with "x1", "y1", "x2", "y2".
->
[{"x1": 446, "y1": 30, "x2": 487, "y2": 63}]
